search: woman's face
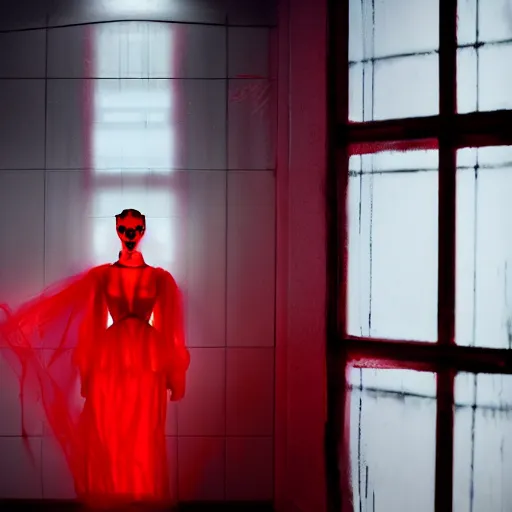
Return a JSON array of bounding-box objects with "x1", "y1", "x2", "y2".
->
[{"x1": 116, "y1": 212, "x2": 145, "y2": 252}]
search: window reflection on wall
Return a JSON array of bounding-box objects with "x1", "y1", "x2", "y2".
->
[{"x1": 90, "y1": 22, "x2": 179, "y2": 270}]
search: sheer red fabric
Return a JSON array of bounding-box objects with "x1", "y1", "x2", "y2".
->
[{"x1": 0, "y1": 263, "x2": 189, "y2": 508}]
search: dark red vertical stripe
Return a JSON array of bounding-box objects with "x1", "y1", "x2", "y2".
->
[{"x1": 274, "y1": 0, "x2": 290, "y2": 506}]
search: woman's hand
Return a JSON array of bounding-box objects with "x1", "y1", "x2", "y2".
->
[
  {"x1": 170, "y1": 387, "x2": 185, "y2": 402},
  {"x1": 167, "y1": 375, "x2": 185, "y2": 402}
]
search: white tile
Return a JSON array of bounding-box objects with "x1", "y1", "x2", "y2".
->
[
  {"x1": 89, "y1": 171, "x2": 181, "y2": 218},
  {"x1": 226, "y1": 437, "x2": 273, "y2": 501},
  {"x1": 226, "y1": 348, "x2": 274, "y2": 436},
  {"x1": 184, "y1": 171, "x2": 226, "y2": 348},
  {"x1": 45, "y1": 170, "x2": 90, "y2": 284},
  {"x1": 178, "y1": 436, "x2": 225, "y2": 501},
  {"x1": 174, "y1": 80, "x2": 226, "y2": 170},
  {"x1": 40, "y1": 349, "x2": 83, "y2": 435},
  {"x1": 54, "y1": 78, "x2": 226, "y2": 172},
  {"x1": 46, "y1": 79, "x2": 91, "y2": 170},
  {"x1": 0, "y1": 171, "x2": 45, "y2": 313},
  {"x1": 226, "y1": 171, "x2": 275, "y2": 347},
  {"x1": 226, "y1": 0, "x2": 277, "y2": 26},
  {"x1": 0, "y1": 349, "x2": 44, "y2": 436},
  {"x1": 178, "y1": 348, "x2": 225, "y2": 436},
  {"x1": 47, "y1": 25, "x2": 92, "y2": 79},
  {"x1": 0, "y1": 29, "x2": 46, "y2": 78},
  {"x1": 166, "y1": 401, "x2": 178, "y2": 436},
  {"x1": 47, "y1": 0, "x2": 227, "y2": 27},
  {"x1": 0, "y1": 0, "x2": 47, "y2": 31},
  {"x1": 88, "y1": 217, "x2": 121, "y2": 266},
  {"x1": 42, "y1": 434, "x2": 76, "y2": 499},
  {"x1": 85, "y1": 79, "x2": 175, "y2": 170},
  {"x1": 229, "y1": 28, "x2": 272, "y2": 78},
  {"x1": 228, "y1": 79, "x2": 275, "y2": 169},
  {"x1": 139, "y1": 216, "x2": 182, "y2": 271},
  {"x1": 0, "y1": 80, "x2": 45, "y2": 169},
  {"x1": 172, "y1": 24, "x2": 226, "y2": 79},
  {"x1": 0, "y1": 437, "x2": 43, "y2": 498},
  {"x1": 166, "y1": 436, "x2": 179, "y2": 502},
  {"x1": 49, "y1": 23, "x2": 226, "y2": 79}
]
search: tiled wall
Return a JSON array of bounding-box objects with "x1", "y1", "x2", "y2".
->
[{"x1": 0, "y1": 2, "x2": 276, "y2": 503}]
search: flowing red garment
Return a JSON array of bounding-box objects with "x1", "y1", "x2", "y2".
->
[{"x1": 0, "y1": 262, "x2": 190, "y2": 508}]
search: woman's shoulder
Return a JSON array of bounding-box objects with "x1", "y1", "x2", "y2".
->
[
  {"x1": 152, "y1": 267, "x2": 179, "y2": 287},
  {"x1": 87, "y1": 263, "x2": 112, "y2": 278}
]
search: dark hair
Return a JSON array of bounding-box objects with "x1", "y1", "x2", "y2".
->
[{"x1": 115, "y1": 209, "x2": 146, "y2": 226}]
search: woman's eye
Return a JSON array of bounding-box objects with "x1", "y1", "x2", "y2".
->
[
  {"x1": 136, "y1": 225, "x2": 144, "y2": 233},
  {"x1": 117, "y1": 226, "x2": 126, "y2": 234}
]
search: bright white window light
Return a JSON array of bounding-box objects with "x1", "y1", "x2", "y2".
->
[
  {"x1": 92, "y1": 22, "x2": 175, "y2": 171},
  {"x1": 90, "y1": 22, "x2": 178, "y2": 268}
]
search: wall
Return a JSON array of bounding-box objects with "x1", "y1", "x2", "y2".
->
[
  {"x1": 0, "y1": 0, "x2": 277, "y2": 503},
  {"x1": 274, "y1": 0, "x2": 328, "y2": 510}
]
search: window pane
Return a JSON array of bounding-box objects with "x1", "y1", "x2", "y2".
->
[
  {"x1": 457, "y1": 1, "x2": 512, "y2": 113},
  {"x1": 458, "y1": 43, "x2": 512, "y2": 113},
  {"x1": 349, "y1": 368, "x2": 436, "y2": 511},
  {"x1": 456, "y1": 147, "x2": 512, "y2": 348},
  {"x1": 458, "y1": 0, "x2": 512, "y2": 46},
  {"x1": 349, "y1": 0, "x2": 439, "y2": 121},
  {"x1": 454, "y1": 373, "x2": 512, "y2": 511},
  {"x1": 350, "y1": 54, "x2": 439, "y2": 121},
  {"x1": 349, "y1": 62, "x2": 372, "y2": 123},
  {"x1": 348, "y1": 150, "x2": 438, "y2": 340}
]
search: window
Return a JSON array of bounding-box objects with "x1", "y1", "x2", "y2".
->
[{"x1": 327, "y1": 1, "x2": 512, "y2": 511}]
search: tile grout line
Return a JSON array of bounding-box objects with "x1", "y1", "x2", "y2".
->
[
  {"x1": 39, "y1": 20, "x2": 50, "y2": 499},
  {"x1": 223, "y1": 15, "x2": 230, "y2": 502}
]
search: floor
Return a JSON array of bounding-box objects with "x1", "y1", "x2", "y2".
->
[{"x1": 0, "y1": 501, "x2": 274, "y2": 512}]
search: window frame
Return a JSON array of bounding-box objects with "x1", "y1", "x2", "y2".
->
[{"x1": 325, "y1": 1, "x2": 512, "y2": 511}]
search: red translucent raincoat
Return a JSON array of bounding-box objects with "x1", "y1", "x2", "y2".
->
[{"x1": 0, "y1": 263, "x2": 189, "y2": 508}]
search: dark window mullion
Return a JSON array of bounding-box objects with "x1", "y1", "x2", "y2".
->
[
  {"x1": 326, "y1": 0, "x2": 350, "y2": 511},
  {"x1": 341, "y1": 109, "x2": 512, "y2": 148},
  {"x1": 328, "y1": 0, "x2": 349, "y2": 342},
  {"x1": 343, "y1": 336, "x2": 512, "y2": 375},
  {"x1": 436, "y1": 0, "x2": 458, "y2": 511}
]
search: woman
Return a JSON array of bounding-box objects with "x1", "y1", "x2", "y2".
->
[{"x1": 0, "y1": 209, "x2": 189, "y2": 508}]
